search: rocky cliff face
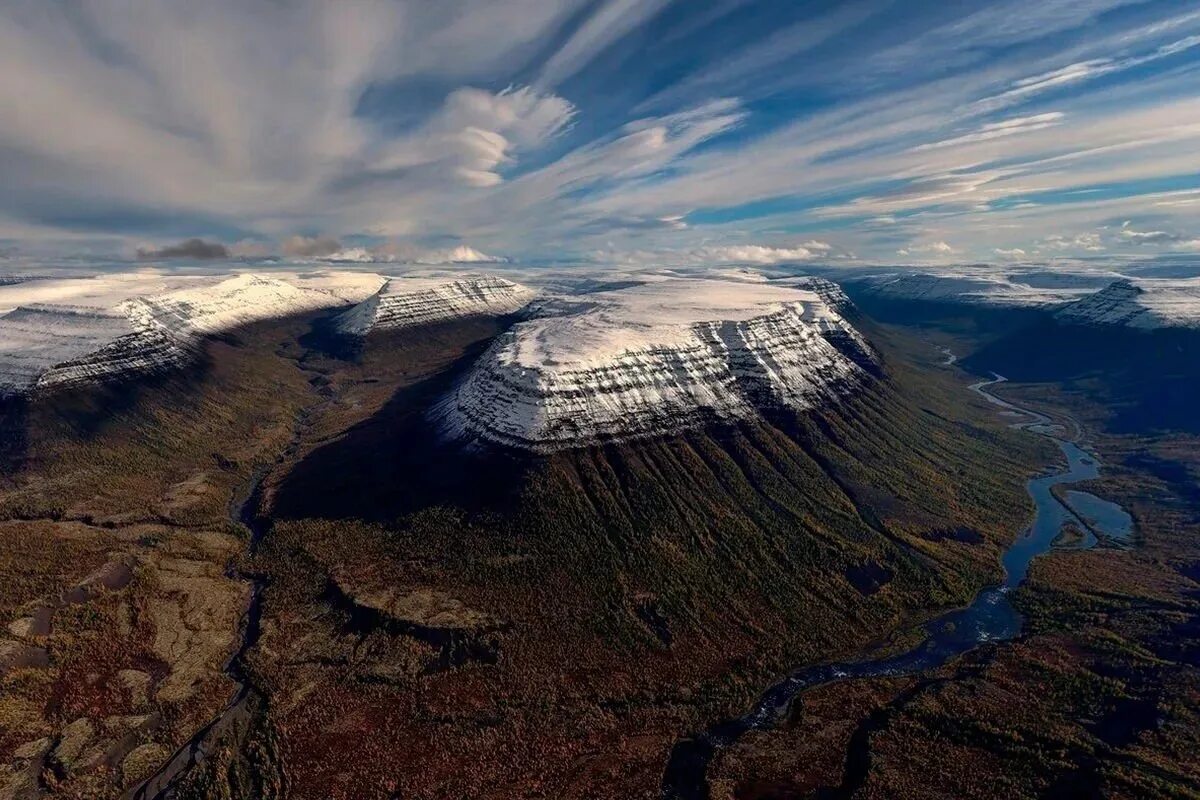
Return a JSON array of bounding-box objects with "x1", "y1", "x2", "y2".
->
[
  {"x1": 783, "y1": 276, "x2": 855, "y2": 313},
  {"x1": 435, "y1": 279, "x2": 875, "y2": 452},
  {"x1": 333, "y1": 275, "x2": 535, "y2": 336}
]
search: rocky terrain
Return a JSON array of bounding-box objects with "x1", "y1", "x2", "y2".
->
[
  {"x1": 0, "y1": 271, "x2": 541, "y2": 397},
  {"x1": 841, "y1": 270, "x2": 1094, "y2": 309},
  {"x1": 437, "y1": 278, "x2": 874, "y2": 451}
]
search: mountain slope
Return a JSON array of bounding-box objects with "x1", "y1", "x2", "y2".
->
[
  {"x1": 259, "y1": 309, "x2": 1046, "y2": 799},
  {"x1": 0, "y1": 273, "x2": 382, "y2": 396}
]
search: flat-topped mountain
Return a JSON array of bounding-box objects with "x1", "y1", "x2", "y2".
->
[
  {"x1": 844, "y1": 270, "x2": 1091, "y2": 309},
  {"x1": 1054, "y1": 277, "x2": 1200, "y2": 329},
  {"x1": 0, "y1": 272, "x2": 382, "y2": 396},
  {"x1": 333, "y1": 275, "x2": 535, "y2": 337},
  {"x1": 436, "y1": 278, "x2": 874, "y2": 452}
]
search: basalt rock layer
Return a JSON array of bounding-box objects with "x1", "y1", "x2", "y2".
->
[
  {"x1": 436, "y1": 279, "x2": 876, "y2": 452},
  {"x1": 333, "y1": 275, "x2": 535, "y2": 337}
]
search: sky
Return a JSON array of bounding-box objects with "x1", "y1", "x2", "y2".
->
[{"x1": 1, "y1": 0, "x2": 1199, "y2": 268}]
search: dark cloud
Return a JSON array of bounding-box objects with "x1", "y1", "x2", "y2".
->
[
  {"x1": 137, "y1": 238, "x2": 230, "y2": 260},
  {"x1": 282, "y1": 235, "x2": 342, "y2": 258}
]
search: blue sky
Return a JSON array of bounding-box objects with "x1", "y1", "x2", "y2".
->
[{"x1": 1, "y1": 0, "x2": 1199, "y2": 266}]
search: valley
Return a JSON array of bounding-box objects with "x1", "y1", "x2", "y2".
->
[
  {"x1": 7, "y1": 4, "x2": 1200, "y2": 798},
  {"x1": 0, "y1": 270, "x2": 1196, "y2": 799}
]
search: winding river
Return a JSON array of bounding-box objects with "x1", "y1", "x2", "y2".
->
[{"x1": 661, "y1": 370, "x2": 1133, "y2": 799}]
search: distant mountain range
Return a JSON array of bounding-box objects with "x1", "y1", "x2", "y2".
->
[{"x1": 839, "y1": 268, "x2": 1200, "y2": 434}]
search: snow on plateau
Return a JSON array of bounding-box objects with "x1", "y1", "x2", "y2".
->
[
  {"x1": 0, "y1": 271, "x2": 383, "y2": 395},
  {"x1": 435, "y1": 278, "x2": 875, "y2": 452}
]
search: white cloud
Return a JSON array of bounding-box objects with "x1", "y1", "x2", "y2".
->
[
  {"x1": 1038, "y1": 232, "x2": 1106, "y2": 252},
  {"x1": 536, "y1": 0, "x2": 674, "y2": 88},
  {"x1": 322, "y1": 243, "x2": 506, "y2": 264},
  {"x1": 690, "y1": 244, "x2": 829, "y2": 264},
  {"x1": 900, "y1": 241, "x2": 957, "y2": 255},
  {"x1": 372, "y1": 86, "x2": 577, "y2": 188},
  {"x1": 1119, "y1": 222, "x2": 1179, "y2": 244},
  {"x1": 1, "y1": 0, "x2": 1198, "y2": 266},
  {"x1": 913, "y1": 113, "x2": 1065, "y2": 151},
  {"x1": 994, "y1": 247, "x2": 1027, "y2": 259}
]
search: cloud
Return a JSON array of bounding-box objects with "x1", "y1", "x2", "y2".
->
[
  {"x1": 1038, "y1": 233, "x2": 1105, "y2": 252},
  {"x1": 973, "y1": 30, "x2": 1200, "y2": 114},
  {"x1": 897, "y1": 241, "x2": 957, "y2": 258},
  {"x1": 994, "y1": 247, "x2": 1027, "y2": 259},
  {"x1": 351, "y1": 85, "x2": 577, "y2": 196},
  {"x1": 913, "y1": 113, "x2": 1065, "y2": 151},
  {"x1": 229, "y1": 239, "x2": 274, "y2": 259},
  {"x1": 1, "y1": 1, "x2": 1199, "y2": 264},
  {"x1": 320, "y1": 243, "x2": 506, "y2": 264},
  {"x1": 584, "y1": 242, "x2": 836, "y2": 267},
  {"x1": 136, "y1": 238, "x2": 229, "y2": 260},
  {"x1": 690, "y1": 244, "x2": 829, "y2": 264},
  {"x1": 537, "y1": 0, "x2": 674, "y2": 88},
  {"x1": 282, "y1": 235, "x2": 343, "y2": 258},
  {"x1": 1118, "y1": 222, "x2": 1180, "y2": 244}
]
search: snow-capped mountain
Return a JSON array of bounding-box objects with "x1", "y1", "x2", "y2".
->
[
  {"x1": 1054, "y1": 278, "x2": 1200, "y2": 329},
  {"x1": 0, "y1": 272, "x2": 382, "y2": 396},
  {"x1": 845, "y1": 270, "x2": 1093, "y2": 308},
  {"x1": 777, "y1": 276, "x2": 855, "y2": 313},
  {"x1": 334, "y1": 275, "x2": 535, "y2": 336},
  {"x1": 435, "y1": 278, "x2": 874, "y2": 452}
]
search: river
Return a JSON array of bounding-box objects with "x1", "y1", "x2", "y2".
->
[
  {"x1": 128, "y1": 339, "x2": 336, "y2": 800},
  {"x1": 661, "y1": 371, "x2": 1134, "y2": 799}
]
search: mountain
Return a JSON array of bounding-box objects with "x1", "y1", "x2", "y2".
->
[
  {"x1": 1054, "y1": 277, "x2": 1200, "y2": 329},
  {"x1": 0, "y1": 273, "x2": 383, "y2": 396},
  {"x1": 843, "y1": 270, "x2": 1089, "y2": 309},
  {"x1": 840, "y1": 270, "x2": 1200, "y2": 434},
  {"x1": 435, "y1": 279, "x2": 873, "y2": 452},
  {"x1": 257, "y1": 274, "x2": 1045, "y2": 798},
  {"x1": 333, "y1": 275, "x2": 534, "y2": 337},
  {"x1": 0, "y1": 267, "x2": 1051, "y2": 800}
]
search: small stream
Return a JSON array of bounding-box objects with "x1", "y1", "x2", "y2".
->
[
  {"x1": 127, "y1": 468, "x2": 271, "y2": 800},
  {"x1": 129, "y1": 345, "x2": 334, "y2": 799},
  {"x1": 661, "y1": 371, "x2": 1134, "y2": 799}
]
